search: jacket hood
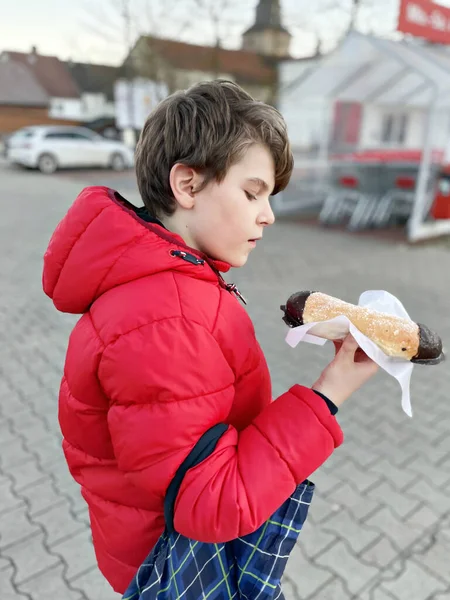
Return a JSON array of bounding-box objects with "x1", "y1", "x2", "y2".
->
[{"x1": 43, "y1": 186, "x2": 230, "y2": 314}]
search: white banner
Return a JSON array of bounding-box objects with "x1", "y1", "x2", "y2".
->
[{"x1": 114, "y1": 78, "x2": 169, "y2": 129}]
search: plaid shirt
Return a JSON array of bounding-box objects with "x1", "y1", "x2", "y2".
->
[{"x1": 122, "y1": 481, "x2": 314, "y2": 600}]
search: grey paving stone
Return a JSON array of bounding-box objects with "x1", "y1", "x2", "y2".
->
[
  {"x1": 28, "y1": 436, "x2": 63, "y2": 469},
  {"x1": 365, "y1": 507, "x2": 424, "y2": 551},
  {"x1": 52, "y1": 529, "x2": 97, "y2": 582},
  {"x1": 0, "y1": 422, "x2": 18, "y2": 447},
  {"x1": 407, "y1": 458, "x2": 450, "y2": 488},
  {"x1": 0, "y1": 479, "x2": 25, "y2": 516},
  {"x1": 0, "y1": 393, "x2": 29, "y2": 422},
  {"x1": 432, "y1": 590, "x2": 450, "y2": 600},
  {"x1": 360, "y1": 585, "x2": 401, "y2": 600},
  {"x1": 1, "y1": 532, "x2": 61, "y2": 584},
  {"x1": 294, "y1": 521, "x2": 338, "y2": 561},
  {"x1": 321, "y1": 509, "x2": 381, "y2": 555},
  {"x1": 25, "y1": 478, "x2": 66, "y2": 518},
  {"x1": 369, "y1": 458, "x2": 419, "y2": 491},
  {"x1": 71, "y1": 566, "x2": 122, "y2": 600},
  {"x1": 404, "y1": 504, "x2": 441, "y2": 531},
  {"x1": 7, "y1": 459, "x2": 48, "y2": 492},
  {"x1": 360, "y1": 536, "x2": 399, "y2": 570},
  {"x1": 407, "y1": 479, "x2": 450, "y2": 514},
  {"x1": 333, "y1": 459, "x2": 384, "y2": 493},
  {"x1": 308, "y1": 469, "x2": 343, "y2": 497},
  {"x1": 307, "y1": 493, "x2": 341, "y2": 525},
  {"x1": 285, "y1": 543, "x2": 333, "y2": 598},
  {"x1": 381, "y1": 560, "x2": 447, "y2": 600},
  {"x1": 282, "y1": 576, "x2": 303, "y2": 600},
  {"x1": 0, "y1": 438, "x2": 33, "y2": 471},
  {"x1": 408, "y1": 530, "x2": 450, "y2": 584},
  {"x1": 330, "y1": 481, "x2": 382, "y2": 523},
  {"x1": 9, "y1": 417, "x2": 49, "y2": 446},
  {"x1": 314, "y1": 540, "x2": 379, "y2": 596},
  {"x1": 32, "y1": 498, "x2": 86, "y2": 547},
  {"x1": 307, "y1": 576, "x2": 352, "y2": 600},
  {"x1": 17, "y1": 563, "x2": 83, "y2": 600},
  {"x1": 367, "y1": 480, "x2": 423, "y2": 519},
  {"x1": 0, "y1": 566, "x2": 31, "y2": 599},
  {"x1": 0, "y1": 505, "x2": 40, "y2": 550}
]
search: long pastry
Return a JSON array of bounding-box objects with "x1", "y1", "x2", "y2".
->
[{"x1": 281, "y1": 291, "x2": 444, "y2": 365}]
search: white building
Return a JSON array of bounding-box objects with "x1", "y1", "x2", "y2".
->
[
  {"x1": 278, "y1": 32, "x2": 450, "y2": 157},
  {"x1": 277, "y1": 31, "x2": 450, "y2": 240}
]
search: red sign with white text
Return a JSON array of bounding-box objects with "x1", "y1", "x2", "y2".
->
[{"x1": 398, "y1": 0, "x2": 450, "y2": 44}]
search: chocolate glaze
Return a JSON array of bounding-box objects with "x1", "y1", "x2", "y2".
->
[
  {"x1": 411, "y1": 324, "x2": 444, "y2": 364},
  {"x1": 280, "y1": 291, "x2": 315, "y2": 328}
]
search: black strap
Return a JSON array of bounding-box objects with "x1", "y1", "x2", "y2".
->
[{"x1": 164, "y1": 423, "x2": 229, "y2": 534}]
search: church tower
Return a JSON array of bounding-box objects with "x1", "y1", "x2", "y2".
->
[{"x1": 242, "y1": 0, "x2": 291, "y2": 58}]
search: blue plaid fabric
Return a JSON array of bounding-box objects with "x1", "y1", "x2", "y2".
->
[{"x1": 122, "y1": 481, "x2": 314, "y2": 600}]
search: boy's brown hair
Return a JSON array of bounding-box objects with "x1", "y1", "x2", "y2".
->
[{"x1": 135, "y1": 79, "x2": 293, "y2": 217}]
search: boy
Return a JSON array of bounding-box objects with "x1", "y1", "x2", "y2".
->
[{"x1": 43, "y1": 80, "x2": 377, "y2": 594}]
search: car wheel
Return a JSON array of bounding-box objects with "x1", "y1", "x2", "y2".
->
[
  {"x1": 38, "y1": 153, "x2": 58, "y2": 174},
  {"x1": 110, "y1": 153, "x2": 126, "y2": 171}
]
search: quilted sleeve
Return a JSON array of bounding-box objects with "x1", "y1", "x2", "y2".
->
[{"x1": 99, "y1": 316, "x2": 343, "y2": 542}]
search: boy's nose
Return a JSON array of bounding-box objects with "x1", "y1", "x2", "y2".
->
[{"x1": 259, "y1": 200, "x2": 275, "y2": 226}]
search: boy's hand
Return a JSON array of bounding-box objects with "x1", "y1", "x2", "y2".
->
[{"x1": 312, "y1": 335, "x2": 378, "y2": 408}]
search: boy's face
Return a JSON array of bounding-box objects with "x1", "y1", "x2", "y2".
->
[{"x1": 186, "y1": 144, "x2": 276, "y2": 267}]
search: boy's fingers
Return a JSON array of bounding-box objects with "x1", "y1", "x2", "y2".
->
[
  {"x1": 333, "y1": 340, "x2": 343, "y2": 355},
  {"x1": 337, "y1": 334, "x2": 359, "y2": 357}
]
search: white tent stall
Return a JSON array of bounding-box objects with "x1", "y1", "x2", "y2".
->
[{"x1": 278, "y1": 31, "x2": 450, "y2": 241}]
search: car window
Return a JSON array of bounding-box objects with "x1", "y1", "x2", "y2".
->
[
  {"x1": 68, "y1": 132, "x2": 94, "y2": 141},
  {"x1": 44, "y1": 132, "x2": 71, "y2": 139},
  {"x1": 13, "y1": 130, "x2": 35, "y2": 139}
]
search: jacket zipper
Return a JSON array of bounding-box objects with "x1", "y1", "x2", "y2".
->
[
  {"x1": 171, "y1": 250, "x2": 247, "y2": 305},
  {"x1": 170, "y1": 250, "x2": 205, "y2": 265},
  {"x1": 217, "y1": 274, "x2": 247, "y2": 305}
]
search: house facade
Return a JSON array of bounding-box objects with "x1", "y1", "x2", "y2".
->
[
  {"x1": 127, "y1": 0, "x2": 292, "y2": 107},
  {"x1": 0, "y1": 49, "x2": 121, "y2": 135},
  {"x1": 2, "y1": 0, "x2": 296, "y2": 138},
  {"x1": 0, "y1": 56, "x2": 81, "y2": 135}
]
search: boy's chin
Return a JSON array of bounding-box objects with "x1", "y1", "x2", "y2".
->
[
  {"x1": 226, "y1": 253, "x2": 249, "y2": 269},
  {"x1": 207, "y1": 248, "x2": 248, "y2": 268}
]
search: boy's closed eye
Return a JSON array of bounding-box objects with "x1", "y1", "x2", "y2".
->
[{"x1": 245, "y1": 191, "x2": 258, "y2": 201}]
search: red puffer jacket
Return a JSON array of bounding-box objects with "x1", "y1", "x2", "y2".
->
[{"x1": 43, "y1": 186, "x2": 343, "y2": 594}]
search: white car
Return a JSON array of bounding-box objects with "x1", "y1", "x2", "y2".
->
[{"x1": 7, "y1": 125, "x2": 135, "y2": 174}]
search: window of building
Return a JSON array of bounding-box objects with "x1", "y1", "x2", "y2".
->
[{"x1": 381, "y1": 112, "x2": 409, "y2": 145}]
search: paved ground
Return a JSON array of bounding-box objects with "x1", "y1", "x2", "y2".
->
[{"x1": 1, "y1": 162, "x2": 449, "y2": 600}]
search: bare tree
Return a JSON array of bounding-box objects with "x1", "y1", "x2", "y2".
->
[
  {"x1": 188, "y1": 0, "x2": 254, "y2": 48},
  {"x1": 80, "y1": 0, "x2": 255, "y2": 91},
  {"x1": 178, "y1": 0, "x2": 254, "y2": 77},
  {"x1": 285, "y1": 0, "x2": 395, "y2": 56},
  {"x1": 80, "y1": 0, "x2": 181, "y2": 101}
]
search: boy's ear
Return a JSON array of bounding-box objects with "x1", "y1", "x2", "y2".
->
[{"x1": 169, "y1": 163, "x2": 204, "y2": 209}]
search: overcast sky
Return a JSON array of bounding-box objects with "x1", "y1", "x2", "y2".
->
[{"x1": 2, "y1": 0, "x2": 450, "y2": 65}]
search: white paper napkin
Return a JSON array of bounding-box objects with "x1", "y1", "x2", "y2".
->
[{"x1": 285, "y1": 290, "x2": 415, "y2": 417}]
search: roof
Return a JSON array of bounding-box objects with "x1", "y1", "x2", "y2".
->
[
  {"x1": 281, "y1": 31, "x2": 450, "y2": 109},
  {"x1": 136, "y1": 37, "x2": 275, "y2": 86},
  {"x1": 0, "y1": 59, "x2": 49, "y2": 106},
  {"x1": 243, "y1": 0, "x2": 290, "y2": 36},
  {"x1": 66, "y1": 62, "x2": 124, "y2": 100},
  {"x1": 1, "y1": 50, "x2": 80, "y2": 98}
]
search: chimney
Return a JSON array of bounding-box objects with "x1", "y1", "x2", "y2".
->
[{"x1": 28, "y1": 45, "x2": 38, "y2": 64}]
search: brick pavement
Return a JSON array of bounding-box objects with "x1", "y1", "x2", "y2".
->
[{"x1": 1, "y1": 162, "x2": 449, "y2": 599}]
